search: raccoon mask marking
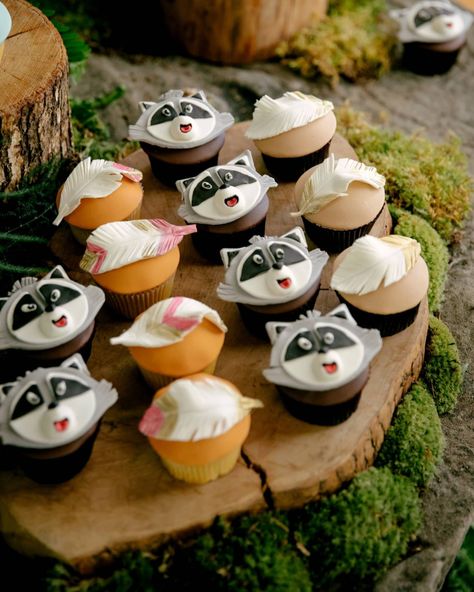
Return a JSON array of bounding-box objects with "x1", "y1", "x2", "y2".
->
[
  {"x1": 390, "y1": 1, "x2": 472, "y2": 43},
  {"x1": 263, "y1": 305, "x2": 382, "y2": 391},
  {"x1": 128, "y1": 90, "x2": 234, "y2": 149},
  {"x1": 176, "y1": 150, "x2": 277, "y2": 225},
  {"x1": 0, "y1": 354, "x2": 118, "y2": 449},
  {"x1": 0, "y1": 266, "x2": 105, "y2": 351},
  {"x1": 217, "y1": 227, "x2": 329, "y2": 306}
]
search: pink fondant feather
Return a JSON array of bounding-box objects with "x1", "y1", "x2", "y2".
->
[
  {"x1": 162, "y1": 297, "x2": 200, "y2": 331},
  {"x1": 139, "y1": 405, "x2": 165, "y2": 437}
]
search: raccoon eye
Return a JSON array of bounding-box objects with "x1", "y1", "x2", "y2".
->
[
  {"x1": 201, "y1": 181, "x2": 213, "y2": 190},
  {"x1": 252, "y1": 254, "x2": 264, "y2": 265},
  {"x1": 275, "y1": 248, "x2": 285, "y2": 260},
  {"x1": 184, "y1": 104, "x2": 193, "y2": 114},
  {"x1": 55, "y1": 380, "x2": 67, "y2": 397},
  {"x1": 21, "y1": 303, "x2": 37, "y2": 313},
  {"x1": 323, "y1": 332, "x2": 334, "y2": 345},
  {"x1": 418, "y1": 9, "x2": 429, "y2": 19},
  {"x1": 50, "y1": 289, "x2": 61, "y2": 303},
  {"x1": 162, "y1": 107, "x2": 171, "y2": 117},
  {"x1": 26, "y1": 391, "x2": 41, "y2": 405},
  {"x1": 224, "y1": 172, "x2": 233, "y2": 182},
  {"x1": 297, "y1": 337, "x2": 313, "y2": 351}
]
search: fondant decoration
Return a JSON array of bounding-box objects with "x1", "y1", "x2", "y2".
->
[
  {"x1": 0, "y1": 2, "x2": 12, "y2": 46},
  {"x1": 0, "y1": 354, "x2": 117, "y2": 448},
  {"x1": 54, "y1": 158, "x2": 143, "y2": 225},
  {"x1": 139, "y1": 376, "x2": 262, "y2": 441},
  {"x1": 176, "y1": 150, "x2": 277, "y2": 224},
  {"x1": 330, "y1": 235, "x2": 421, "y2": 295},
  {"x1": 390, "y1": 1, "x2": 472, "y2": 43},
  {"x1": 292, "y1": 154, "x2": 386, "y2": 217},
  {"x1": 110, "y1": 297, "x2": 227, "y2": 348},
  {"x1": 80, "y1": 219, "x2": 197, "y2": 274},
  {"x1": 245, "y1": 92, "x2": 334, "y2": 140},
  {"x1": 128, "y1": 90, "x2": 234, "y2": 149},
  {"x1": 218, "y1": 227, "x2": 329, "y2": 306},
  {"x1": 263, "y1": 304, "x2": 382, "y2": 391},
  {"x1": 0, "y1": 266, "x2": 104, "y2": 350}
]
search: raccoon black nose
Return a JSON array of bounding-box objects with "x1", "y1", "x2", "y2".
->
[
  {"x1": 45, "y1": 302, "x2": 56, "y2": 312},
  {"x1": 48, "y1": 401, "x2": 58, "y2": 410},
  {"x1": 219, "y1": 182, "x2": 228, "y2": 189},
  {"x1": 273, "y1": 262, "x2": 283, "y2": 270}
]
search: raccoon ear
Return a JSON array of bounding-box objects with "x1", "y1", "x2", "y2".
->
[
  {"x1": 281, "y1": 227, "x2": 307, "y2": 247},
  {"x1": 46, "y1": 266, "x2": 70, "y2": 280},
  {"x1": 227, "y1": 150, "x2": 254, "y2": 169},
  {"x1": 190, "y1": 91, "x2": 206, "y2": 102},
  {"x1": 220, "y1": 247, "x2": 243, "y2": 268},
  {"x1": 266, "y1": 322, "x2": 290, "y2": 344},
  {"x1": 60, "y1": 354, "x2": 90, "y2": 374},
  {"x1": 139, "y1": 101, "x2": 156, "y2": 113},
  {"x1": 328, "y1": 304, "x2": 357, "y2": 325},
  {"x1": 175, "y1": 177, "x2": 195, "y2": 193},
  {"x1": 0, "y1": 298, "x2": 8, "y2": 312},
  {"x1": 0, "y1": 382, "x2": 17, "y2": 403}
]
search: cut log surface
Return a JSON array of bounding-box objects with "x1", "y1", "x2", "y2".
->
[
  {"x1": 0, "y1": 0, "x2": 71, "y2": 191},
  {"x1": 0, "y1": 123, "x2": 428, "y2": 570}
]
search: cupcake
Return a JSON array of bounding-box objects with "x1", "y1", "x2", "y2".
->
[
  {"x1": 110, "y1": 297, "x2": 227, "y2": 389},
  {"x1": 0, "y1": 354, "x2": 117, "y2": 483},
  {"x1": 80, "y1": 219, "x2": 197, "y2": 319},
  {"x1": 330, "y1": 235, "x2": 429, "y2": 337},
  {"x1": 245, "y1": 91, "x2": 336, "y2": 181},
  {"x1": 54, "y1": 158, "x2": 144, "y2": 245},
  {"x1": 0, "y1": 2, "x2": 12, "y2": 63},
  {"x1": 128, "y1": 90, "x2": 234, "y2": 186},
  {"x1": 217, "y1": 227, "x2": 329, "y2": 339},
  {"x1": 176, "y1": 150, "x2": 277, "y2": 262},
  {"x1": 263, "y1": 305, "x2": 382, "y2": 425},
  {"x1": 139, "y1": 374, "x2": 263, "y2": 483},
  {"x1": 293, "y1": 154, "x2": 386, "y2": 252},
  {"x1": 0, "y1": 266, "x2": 104, "y2": 382},
  {"x1": 390, "y1": 1, "x2": 473, "y2": 75}
]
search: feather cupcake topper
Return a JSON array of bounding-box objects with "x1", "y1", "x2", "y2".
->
[
  {"x1": 292, "y1": 155, "x2": 386, "y2": 217},
  {"x1": 110, "y1": 297, "x2": 227, "y2": 348},
  {"x1": 245, "y1": 92, "x2": 334, "y2": 140},
  {"x1": 54, "y1": 158, "x2": 143, "y2": 225},
  {"x1": 330, "y1": 235, "x2": 421, "y2": 295},
  {"x1": 139, "y1": 376, "x2": 263, "y2": 441},
  {"x1": 80, "y1": 219, "x2": 197, "y2": 274}
]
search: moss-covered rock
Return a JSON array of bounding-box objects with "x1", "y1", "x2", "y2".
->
[
  {"x1": 391, "y1": 207, "x2": 449, "y2": 312},
  {"x1": 336, "y1": 106, "x2": 472, "y2": 243},
  {"x1": 276, "y1": 0, "x2": 398, "y2": 85},
  {"x1": 294, "y1": 468, "x2": 421, "y2": 588},
  {"x1": 422, "y1": 315, "x2": 463, "y2": 414},
  {"x1": 375, "y1": 382, "x2": 444, "y2": 487}
]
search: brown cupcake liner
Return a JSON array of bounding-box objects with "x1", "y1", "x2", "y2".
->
[
  {"x1": 279, "y1": 389, "x2": 361, "y2": 426},
  {"x1": 160, "y1": 446, "x2": 241, "y2": 484},
  {"x1": 102, "y1": 273, "x2": 176, "y2": 320},
  {"x1": 68, "y1": 200, "x2": 143, "y2": 246},
  {"x1": 402, "y1": 39, "x2": 466, "y2": 76},
  {"x1": 137, "y1": 358, "x2": 218, "y2": 391},
  {"x1": 261, "y1": 140, "x2": 331, "y2": 182}
]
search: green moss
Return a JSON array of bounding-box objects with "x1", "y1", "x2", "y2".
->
[
  {"x1": 376, "y1": 382, "x2": 444, "y2": 487},
  {"x1": 444, "y1": 526, "x2": 474, "y2": 592},
  {"x1": 294, "y1": 468, "x2": 422, "y2": 587},
  {"x1": 391, "y1": 207, "x2": 449, "y2": 312},
  {"x1": 422, "y1": 315, "x2": 463, "y2": 414},
  {"x1": 276, "y1": 0, "x2": 398, "y2": 85},
  {"x1": 336, "y1": 106, "x2": 472, "y2": 243}
]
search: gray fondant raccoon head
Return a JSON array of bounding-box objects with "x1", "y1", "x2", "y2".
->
[
  {"x1": 0, "y1": 266, "x2": 104, "y2": 351},
  {"x1": 217, "y1": 227, "x2": 329, "y2": 306},
  {"x1": 176, "y1": 150, "x2": 277, "y2": 225},
  {"x1": 263, "y1": 305, "x2": 382, "y2": 391},
  {"x1": 128, "y1": 89, "x2": 234, "y2": 149},
  {"x1": 0, "y1": 354, "x2": 117, "y2": 449}
]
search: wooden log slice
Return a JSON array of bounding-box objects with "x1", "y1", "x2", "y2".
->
[
  {"x1": 0, "y1": 124, "x2": 426, "y2": 571},
  {"x1": 0, "y1": 0, "x2": 71, "y2": 191}
]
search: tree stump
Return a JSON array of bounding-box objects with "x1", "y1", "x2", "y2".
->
[{"x1": 0, "y1": 0, "x2": 71, "y2": 191}]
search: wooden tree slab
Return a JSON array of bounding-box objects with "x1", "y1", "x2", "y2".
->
[
  {"x1": 0, "y1": 124, "x2": 427, "y2": 570},
  {"x1": 0, "y1": 0, "x2": 71, "y2": 191}
]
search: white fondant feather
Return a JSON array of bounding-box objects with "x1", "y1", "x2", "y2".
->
[
  {"x1": 80, "y1": 219, "x2": 197, "y2": 274},
  {"x1": 330, "y1": 235, "x2": 421, "y2": 295},
  {"x1": 139, "y1": 377, "x2": 263, "y2": 441},
  {"x1": 293, "y1": 155, "x2": 385, "y2": 216}
]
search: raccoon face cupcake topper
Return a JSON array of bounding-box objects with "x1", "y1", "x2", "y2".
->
[
  {"x1": 0, "y1": 266, "x2": 104, "y2": 350},
  {"x1": 0, "y1": 355, "x2": 118, "y2": 449},
  {"x1": 176, "y1": 150, "x2": 277, "y2": 225},
  {"x1": 128, "y1": 90, "x2": 234, "y2": 149},
  {"x1": 390, "y1": 1, "x2": 472, "y2": 43},
  {"x1": 217, "y1": 227, "x2": 329, "y2": 305},
  {"x1": 263, "y1": 305, "x2": 382, "y2": 391}
]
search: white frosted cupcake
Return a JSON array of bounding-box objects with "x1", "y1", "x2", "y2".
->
[{"x1": 0, "y1": 2, "x2": 12, "y2": 63}]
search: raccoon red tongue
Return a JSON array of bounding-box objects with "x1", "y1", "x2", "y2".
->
[
  {"x1": 52, "y1": 315, "x2": 68, "y2": 328},
  {"x1": 54, "y1": 418, "x2": 69, "y2": 432},
  {"x1": 224, "y1": 195, "x2": 239, "y2": 207},
  {"x1": 180, "y1": 123, "x2": 192, "y2": 133},
  {"x1": 323, "y1": 362, "x2": 338, "y2": 374},
  {"x1": 277, "y1": 278, "x2": 292, "y2": 289}
]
